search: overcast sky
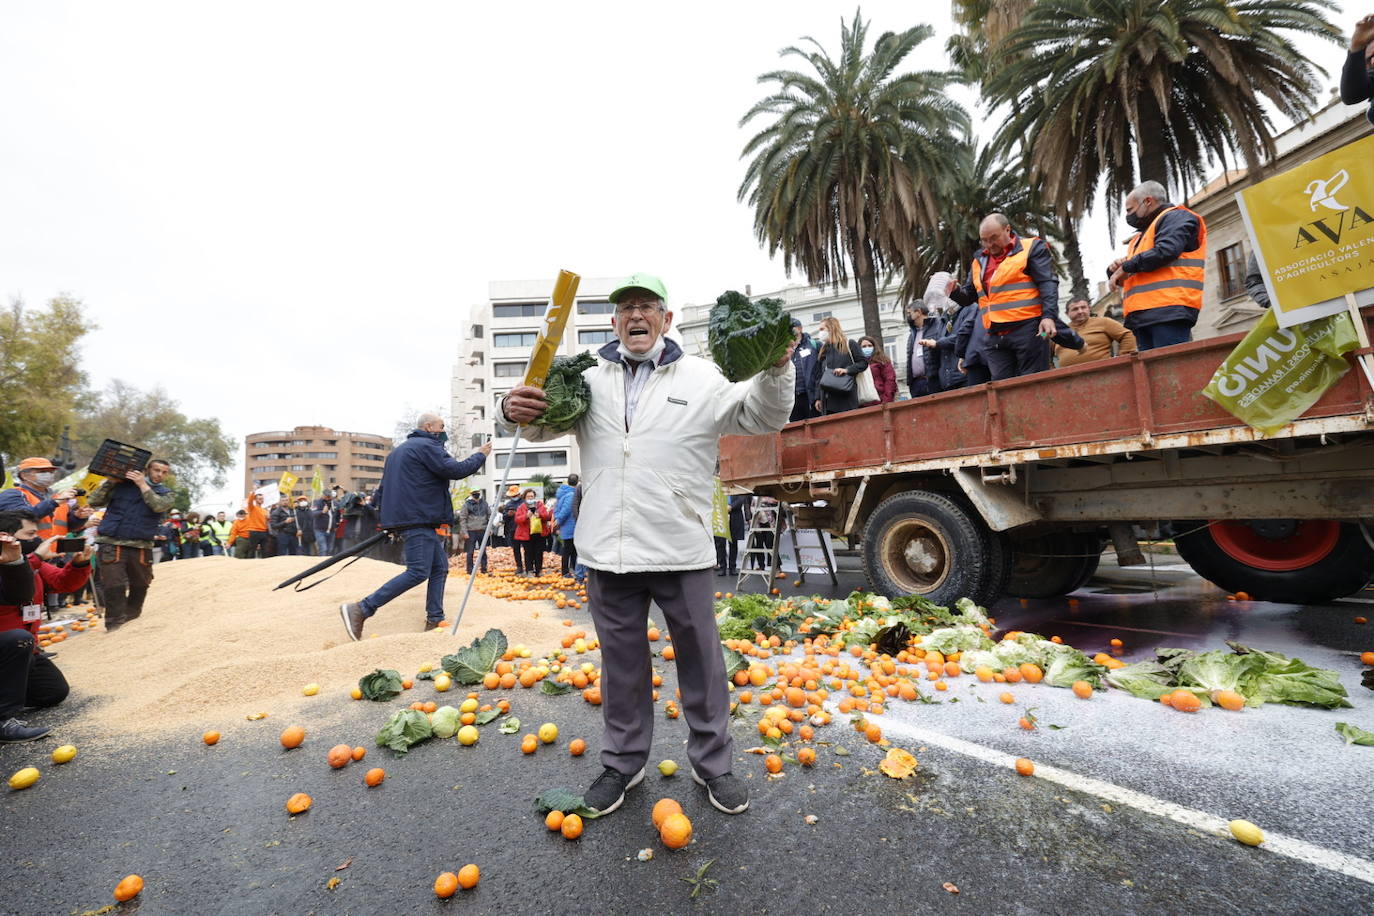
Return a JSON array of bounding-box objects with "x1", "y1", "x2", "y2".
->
[{"x1": 0, "y1": 2, "x2": 1354, "y2": 509}]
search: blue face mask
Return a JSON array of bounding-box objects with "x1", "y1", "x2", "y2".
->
[
  {"x1": 861, "y1": 346, "x2": 874, "y2": 358},
  {"x1": 435, "y1": 431, "x2": 448, "y2": 443}
]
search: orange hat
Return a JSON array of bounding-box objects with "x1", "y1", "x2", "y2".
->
[
  {"x1": 17, "y1": 457, "x2": 58, "y2": 472},
  {"x1": 506, "y1": 485, "x2": 521, "y2": 497}
]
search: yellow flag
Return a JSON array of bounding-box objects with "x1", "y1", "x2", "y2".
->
[
  {"x1": 1239, "y1": 133, "x2": 1374, "y2": 328},
  {"x1": 278, "y1": 471, "x2": 298, "y2": 496},
  {"x1": 310, "y1": 466, "x2": 323, "y2": 497}
]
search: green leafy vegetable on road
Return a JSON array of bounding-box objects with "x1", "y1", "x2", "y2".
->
[
  {"x1": 535, "y1": 351, "x2": 596, "y2": 433},
  {"x1": 429, "y1": 706, "x2": 461, "y2": 738},
  {"x1": 539, "y1": 679, "x2": 572, "y2": 696},
  {"x1": 497, "y1": 716, "x2": 521, "y2": 734},
  {"x1": 1226, "y1": 642, "x2": 1352, "y2": 709},
  {"x1": 441, "y1": 628, "x2": 508, "y2": 685},
  {"x1": 708, "y1": 290, "x2": 793, "y2": 382},
  {"x1": 358, "y1": 668, "x2": 404, "y2": 701},
  {"x1": 1103, "y1": 661, "x2": 1176, "y2": 700},
  {"x1": 534, "y1": 787, "x2": 604, "y2": 819},
  {"x1": 1335, "y1": 722, "x2": 1374, "y2": 746},
  {"x1": 376, "y1": 709, "x2": 433, "y2": 755}
]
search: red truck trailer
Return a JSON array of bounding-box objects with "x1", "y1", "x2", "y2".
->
[{"x1": 719, "y1": 309, "x2": 1374, "y2": 607}]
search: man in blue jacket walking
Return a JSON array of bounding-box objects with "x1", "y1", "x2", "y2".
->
[{"x1": 340, "y1": 414, "x2": 490, "y2": 638}]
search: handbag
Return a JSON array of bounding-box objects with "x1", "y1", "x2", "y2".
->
[
  {"x1": 855, "y1": 368, "x2": 880, "y2": 405},
  {"x1": 819, "y1": 371, "x2": 856, "y2": 395},
  {"x1": 529, "y1": 514, "x2": 543, "y2": 535}
]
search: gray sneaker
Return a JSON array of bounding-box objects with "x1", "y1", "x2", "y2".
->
[
  {"x1": 584, "y1": 765, "x2": 645, "y2": 815},
  {"x1": 0, "y1": 717, "x2": 52, "y2": 743},
  {"x1": 692, "y1": 768, "x2": 749, "y2": 814},
  {"x1": 339, "y1": 602, "x2": 366, "y2": 641}
]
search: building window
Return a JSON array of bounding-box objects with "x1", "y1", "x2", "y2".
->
[
  {"x1": 291, "y1": 465, "x2": 309, "y2": 471},
  {"x1": 494, "y1": 331, "x2": 538, "y2": 348},
  {"x1": 494, "y1": 362, "x2": 525, "y2": 377},
  {"x1": 578, "y1": 328, "x2": 617, "y2": 345},
  {"x1": 472, "y1": 406, "x2": 485, "y2": 419},
  {"x1": 812, "y1": 311, "x2": 832, "y2": 321},
  {"x1": 1218, "y1": 243, "x2": 1246, "y2": 300},
  {"x1": 471, "y1": 323, "x2": 484, "y2": 338},
  {"x1": 491, "y1": 303, "x2": 545, "y2": 318},
  {"x1": 883, "y1": 337, "x2": 895, "y2": 354},
  {"x1": 323, "y1": 440, "x2": 337, "y2": 446},
  {"x1": 496, "y1": 450, "x2": 569, "y2": 469},
  {"x1": 473, "y1": 379, "x2": 485, "y2": 392},
  {"x1": 577, "y1": 300, "x2": 614, "y2": 315}
]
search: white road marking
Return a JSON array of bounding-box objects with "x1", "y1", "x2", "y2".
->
[
  {"x1": 1335, "y1": 597, "x2": 1374, "y2": 605},
  {"x1": 873, "y1": 715, "x2": 1374, "y2": 886}
]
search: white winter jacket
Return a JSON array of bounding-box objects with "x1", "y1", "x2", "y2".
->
[{"x1": 520, "y1": 338, "x2": 793, "y2": 573}]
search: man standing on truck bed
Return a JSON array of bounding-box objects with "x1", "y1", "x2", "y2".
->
[
  {"x1": 947, "y1": 213, "x2": 1060, "y2": 381},
  {"x1": 500, "y1": 272, "x2": 794, "y2": 818},
  {"x1": 1107, "y1": 180, "x2": 1207, "y2": 351}
]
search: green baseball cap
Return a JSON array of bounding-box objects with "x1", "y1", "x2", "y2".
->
[{"x1": 608, "y1": 273, "x2": 668, "y2": 304}]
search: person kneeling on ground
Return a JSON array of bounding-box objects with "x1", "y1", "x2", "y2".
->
[
  {"x1": 0, "y1": 509, "x2": 90, "y2": 742},
  {"x1": 501, "y1": 272, "x2": 795, "y2": 818},
  {"x1": 339, "y1": 413, "x2": 491, "y2": 638}
]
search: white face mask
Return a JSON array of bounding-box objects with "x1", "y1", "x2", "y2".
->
[
  {"x1": 31, "y1": 471, "x2": 56, "y2": 487},
  {"x1": 525, "y1": 498, "x2": 536, "y2": 506},
  {"x1": 816, "y1": 330, "x2": 829, "y2": 342},
  {"x1": 616, "y1": 334, "x2": 666, "y2": 364},
  {"x1": 861, "y1": 346, "x2": 874, "y2": 357}
]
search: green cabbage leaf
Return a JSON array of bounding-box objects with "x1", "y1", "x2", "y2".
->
[
  {"x1": 708, "y1": 291, "x2": 793, "y2": 382},
  {"x1": 535, "y1": 351, "x2": 597, "y2": 433}
]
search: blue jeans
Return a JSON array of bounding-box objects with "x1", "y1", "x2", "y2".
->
[
  {"x1": 1132, "y1": 320, "x2": 1192, "y2": 351},
  {"x1": 275, "y1": 532, "x2": 298, "y2": 556},
  {"x1": 464, "y1": 531, "x2": 488, "y2": 574},
  {"x1": 360, "y1": 528, "x2": 448, "y2": 623},
  {"x1": 315, "y1": 529, "x2": 334, "y2": 556}
]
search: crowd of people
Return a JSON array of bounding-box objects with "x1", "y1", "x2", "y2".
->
[{"x1": 786, "y1": 185, "x2": 1209, "y2": 420}]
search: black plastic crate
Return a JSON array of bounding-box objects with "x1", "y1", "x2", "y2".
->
[{"x1": 88, "y1": 439, "x2": 152, "y2": 479}]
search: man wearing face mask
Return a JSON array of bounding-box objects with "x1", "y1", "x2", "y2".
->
[
  {"x1": 905, "y1": 302, "x2": 942, "y2": 398},
  {"x1": 1107, "y1": 180, "x2": 1207, "y2": 350},
  {"x1": 1341, "y1": 14, "x2": 1374, "y2": 127},
  {"x1": 947, "y1": 214, "x2": 1060, "y2": 380},
  {"x1": 87, "y1": 459, "x2": 175, "y2": 629},
  {"x1": 0, "y1": 508, "x2": 90, "y2": 741},
  {"x1": 339, "y1": 413, "x2": 491, "y2": 638},
  {"x1": 0, "y1": 457, "x2": 93, "y2": 541},
  {"x1": 292, "y1": 497, "x2": 315, "y2": 555},
  {"x1": 501, "y1": 273, "x2": 795, "y2": 819},
  {"x1": 786, "y1": 317, "x2": 818, "y2": 422}
]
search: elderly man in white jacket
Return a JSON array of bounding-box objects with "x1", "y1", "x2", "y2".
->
[{"x1": 502, "y1": 273, "x2": 794, "y2": 817}]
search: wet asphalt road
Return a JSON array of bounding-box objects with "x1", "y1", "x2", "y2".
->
[{"x1": 3, "y1": 558, "x2": 1372, "y2": 915}]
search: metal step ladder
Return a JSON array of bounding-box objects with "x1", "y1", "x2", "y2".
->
[
  {"x1": 736, "y1": 498, "x2": 782, "y2": 593},
  {"x1": 785, "y1": 504, "x2": 838, "y2": 587}
]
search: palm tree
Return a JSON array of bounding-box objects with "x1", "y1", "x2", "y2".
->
[
  {"x1": 904, "y1": 135, "x2": 1065, "y2": 298},
  {"x1": 947, "y1": 0, "x2": 1037, "y2": 82},
  {"x1": 985, "y1": 0, "x2": 1341, "y2": 214},
  {"x1": 738, "y1": 11, "x2": 968, "y2": 339}
]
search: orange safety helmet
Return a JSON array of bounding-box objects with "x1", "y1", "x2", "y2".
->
[{"x1": 16, "y1": 457, "x2": 58, "y2": 473}]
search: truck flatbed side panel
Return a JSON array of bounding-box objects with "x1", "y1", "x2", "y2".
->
[{"x1": 720, "y1": 308, "x2": 1374, "y2": 483}]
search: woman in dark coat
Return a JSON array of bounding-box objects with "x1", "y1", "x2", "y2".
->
[{"x1": 810, "y1": 315, "x2": 869, "y2": 416}]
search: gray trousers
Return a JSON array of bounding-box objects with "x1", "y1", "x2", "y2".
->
[{"x1": 586, "y1": 567, "x2": 733, "y2": 780}]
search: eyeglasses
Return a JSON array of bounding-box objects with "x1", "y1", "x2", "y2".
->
[{"x1": 616, "y1": 300, "x2": 663, "y2": 316}]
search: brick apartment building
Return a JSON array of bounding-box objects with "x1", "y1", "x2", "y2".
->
[{"x1": 243, "y1": 425, "x2": 392, "y2": 496}]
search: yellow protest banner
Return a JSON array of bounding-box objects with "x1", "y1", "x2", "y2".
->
[
  {"x1": 278, "y1": 471, "x2": 298, "y2": 496},
  {"x1": 1238, "y1": 133, "x2": 1374, "y2": 328},
  {"x1": 310, "y1": 466, "x2": 323, "y2": 497}
]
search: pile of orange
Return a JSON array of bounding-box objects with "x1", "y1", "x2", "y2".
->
[{"x1": 449, "y1": 553, "x2": 588, "y2": 609}]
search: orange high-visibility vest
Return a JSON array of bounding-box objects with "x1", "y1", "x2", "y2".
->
[
  {"x1": 1121, "y1": 206, "x2": 1207, "y2": 317},
  {"x1": 974, "y1": 237, "x2": 1046, "y2": 329},
  {"x1": 13, "y1": 486, "x2": 76, "y2": 541}
]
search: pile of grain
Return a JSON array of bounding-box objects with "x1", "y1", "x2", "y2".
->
[{"x1": 52, "y1": 556, "x2": 571, "y2": 739}]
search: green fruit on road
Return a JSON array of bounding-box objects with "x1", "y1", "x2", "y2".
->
[
  {"x1": 8, "y1": 767, "x2": 40, "y2": 790},
  {"x1": 457, "y1": 725, "x2": 479, "y2": 746},
  {"x1": 657, "y1": 759, "x2": 679, "y2": 777},
  {"x1": 1229, "y1": 819, "x2": 1264, "y2": 846}
]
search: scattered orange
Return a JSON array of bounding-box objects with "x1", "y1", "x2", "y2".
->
[
  {"x1": 560, "y1": 813, "x2": 584, "y2": 839},
  {"x1": 113, "y1": 875, "x2": 144, "y2": 903},
  {"x1": 863, "y1": 722, "x2": 882, "y2": 744},
  {"x1": 1071, "y1": 681, "x2": 1093, "y2": 699},
  {"x1": 203, "y1": 731, "x2": 220, "y2": 745},
  {"x1": 1018, "y1": 663, "x2": 1044, "y2": 684},
  {"x1": 652, "y1": 798, "x2": 683, "y2": 829},
  {"x1": 1170, "y1": 690, "x2": 1202, "y2": 713},
  {"x1": 647, "y1": 627, "x2": 660, "y2": 641},
  {"x1": 434, "y1": 871, "x2": 459, "y2": 898},
  {"x1": 1109, "y1": 638, "x2": 1123, "y2": 648},
  {"x1": 662, "y1": 645, "x2": 676, "y2": 661},
  {"x1": 457, "y1": 864, "x2": 480, "y2": 890},
  {"x1": 351, "y1": 746, "x2": 366, "y2": 761},
  {"x1": 659, "y1": 812, "x2": 693, "y2": 849},
  {"x1": 1361, "y1": 651, "x2": 1374, "y2": 666},
  {"x1": 285, "y1": 792, "x2": 312, "y2": 814},
  {"x1": 764, "y1": 754, "x2": 783, "y2": 774},
  {"x1": 327, "y1": 744, "x2": 353, "y2": 769},
  {"x1": 521, "y1": 734, "x2": 538, "y2": 754},
  {"x1": 364, "y1": 767, "x2": 385, "y2": 787},
  {"x1": 569, "y1": 738, "x2": 587, "y2": 756},
  {"x1": 797, "y1": 747, "x2": 817, "y2": 766},
  {"x1": 280, "y1": 726, "x2": 305, "y2": 749},
  {"x1": 1214, "y1": 690, "x2": 1245, "y2": 711},
  {"x1": 545, "y1": 810, "x2": 565, "y2": 831},
  {"x1": 999, "y1": 692, "x2": 1015, "y2": 704},
  {"x1": 1234, "y1": 591, "x2": 1251, "y2": 601},
  {"x1": 1014, "y1": 757, "x2": 1035, "y2": 776}
]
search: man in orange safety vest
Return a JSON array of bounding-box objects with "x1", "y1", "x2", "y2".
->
[{"x1": 1108, "y1": 180, "x2": 1207, "y2": 351}]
